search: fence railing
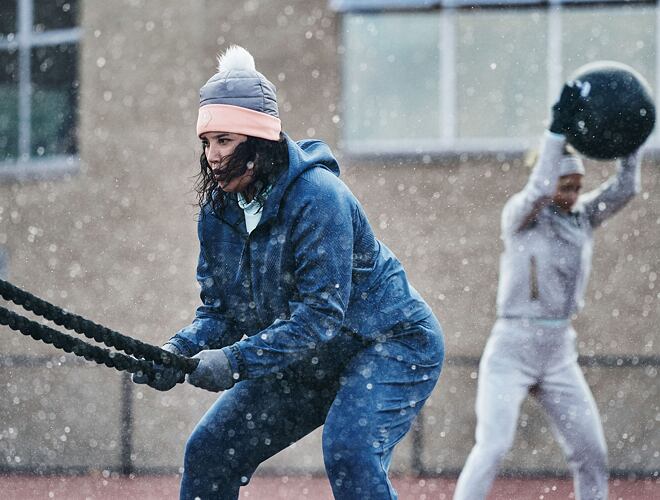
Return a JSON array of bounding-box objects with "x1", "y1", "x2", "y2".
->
[{"x1": 1, "y1": 353, "x2": 659, "y2": 477}]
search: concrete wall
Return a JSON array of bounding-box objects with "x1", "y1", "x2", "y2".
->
[
  {"x1": 1, "y1": 0, "x2": 211, "y2": 473},
  {"x1": 0, "y1": 0, "x2": 658, "y2": 480}
]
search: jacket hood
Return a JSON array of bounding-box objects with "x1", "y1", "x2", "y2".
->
[
  {"x1": 259, "y1": 134, "x2": 340, "y2": 224},
  {"x1": 285, "y1": 134, "x2": 340, "y2": 179}
]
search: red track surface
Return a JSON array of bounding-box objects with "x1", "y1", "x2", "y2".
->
[{"x1": 1, "y1": 474, "x2": 659, "y2": 499}]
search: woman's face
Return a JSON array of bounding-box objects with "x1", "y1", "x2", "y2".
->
[
  {"x1": 201, "y1": 131, "x2": 254, "y2": 192},
  {"x1": 552, "y1": 173, "x2": 583, "y2": 212}
]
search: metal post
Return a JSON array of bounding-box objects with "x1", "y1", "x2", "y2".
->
[{"x1": 119, "y1": 371, "x2": 134, "y2": 475}]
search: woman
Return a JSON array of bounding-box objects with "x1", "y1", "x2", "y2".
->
[
  {"x1": 134, "y1": 45, "x2": 444, "y2": 500},
  {"x1": 454, "y1": 84, "x2": 643, "y2": 500}
]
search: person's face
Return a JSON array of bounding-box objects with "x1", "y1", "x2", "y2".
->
[
  {"x1": 552, "y1": 173, "x2": 583, "y2": 212},
  {"x1": 201, "y1": 132, "x2": 254, "y2": 192}
]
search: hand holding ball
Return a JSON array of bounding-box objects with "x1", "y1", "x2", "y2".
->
[{"x1": 550, "y1": 61, "x2": 655, "y2": 159}]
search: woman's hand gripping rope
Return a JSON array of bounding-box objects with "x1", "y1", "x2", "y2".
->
[
  {"x1": 132, "y1": 343, "x2": 189, "y2": 391},
  {"x1": 0, "y1": 278, "x2": 199, "y2": 391}
]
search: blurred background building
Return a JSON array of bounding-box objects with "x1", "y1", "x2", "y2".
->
[{"x1": 0, "y1": 0, "x2": 658, "y2": 479}]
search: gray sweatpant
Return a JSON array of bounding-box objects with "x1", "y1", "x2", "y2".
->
[{"x1": 454, "y1": 319, "x2": 608, "y2": 500}]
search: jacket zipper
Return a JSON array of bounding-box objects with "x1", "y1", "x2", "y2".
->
[{"x1": 530, "y1": 255, "x2": 539, "y2": 301}]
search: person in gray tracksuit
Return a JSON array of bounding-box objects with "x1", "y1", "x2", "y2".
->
[{"x1": 454, "y1": 120, "x2": 642, "y2": 498}]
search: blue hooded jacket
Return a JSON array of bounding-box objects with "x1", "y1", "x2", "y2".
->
[{"x1": 168, "y1": 135, "x2": 434, "y2": 381}]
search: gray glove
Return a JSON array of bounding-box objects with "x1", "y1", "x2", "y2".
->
[
  {"x1": 186, "y1": 348, "x2": 236, "y2": 392},
  {"x1": 132, "y1": 343, "x2": 184, "y2": 391}
]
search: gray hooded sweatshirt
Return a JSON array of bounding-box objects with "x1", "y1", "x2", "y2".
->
[{"x1": 497, "y1": 132, "x2": 642, "y2": 320}]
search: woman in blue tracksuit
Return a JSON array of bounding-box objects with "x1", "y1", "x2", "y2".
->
[
  {"x1": 454, "y1": 83, "x2": 643, "y2": 500},
  {"x1": 134, "y1": 45, "x2": 444, "y2": 499}
]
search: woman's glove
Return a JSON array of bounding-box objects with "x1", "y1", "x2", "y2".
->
[
  {"x1": 186, "y1": 348, "x2": 236, "y2": 392},
  {"x1": 549, "y1": 80, "x2": 586, "y2": 135},
  {"x1": 131, "y1": 343, "x2": 185, "y2": 391}
]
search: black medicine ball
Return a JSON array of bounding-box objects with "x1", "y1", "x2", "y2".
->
[{"x1": 563, "y1": 61, "x2": 655, "y2": 160}]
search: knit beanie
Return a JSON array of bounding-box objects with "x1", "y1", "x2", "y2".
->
[
  {"x1": 558, "y1": 155, "x2": 585, "y2": 177},
  {"x1": 196, "y1": 45, "x2": 281, "y2": 141}
]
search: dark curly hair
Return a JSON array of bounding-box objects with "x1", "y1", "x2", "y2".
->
[{"x1": 194, "y1": 134, "x2": 290, "y2": 216}]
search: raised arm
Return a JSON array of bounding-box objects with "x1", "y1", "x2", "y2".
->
[
  {"x1": 580, "y1": 149, "x2": 642, "y2": 229},
  {"x1": 501, "y1": 132, "x2": 566, "y2": 236}
]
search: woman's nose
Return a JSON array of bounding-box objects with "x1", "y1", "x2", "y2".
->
[{"x1": 207, "y1": 144, "x2": 221, "y2": 163}]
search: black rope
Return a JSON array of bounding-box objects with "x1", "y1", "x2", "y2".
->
[
  {"x1": 0, "y1": 278, "x2": 199, "y2": 385},
  {"x1": 0, "y1": 305, "x2": 155, "y2": 376}
]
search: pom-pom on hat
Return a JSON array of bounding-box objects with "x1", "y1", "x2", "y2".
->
[{"x1": 196, "y1": 45, "x2": 281, "y2": 140}]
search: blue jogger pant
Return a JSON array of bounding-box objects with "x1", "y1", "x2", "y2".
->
[{"x1": 179, "y1": 315, "x2": 444, "y2": 500}]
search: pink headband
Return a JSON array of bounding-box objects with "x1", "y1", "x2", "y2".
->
[{"x1": 196, "y1": 104, "x2": 281, "y2": 141}]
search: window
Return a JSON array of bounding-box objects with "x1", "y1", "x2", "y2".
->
[
  {"x1": 0, "y1": 0, "x2": 80, "y2": 178},
  {"x1": 333, "y1": 0, "x2": 659, "y2": 155}
]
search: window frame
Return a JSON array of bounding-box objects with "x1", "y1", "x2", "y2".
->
[
  {"x1": 337, "y1": 1, "x2": 660, "y2": 156},
  {"x1": 0, "y1": 0, "x2": 81, "y2": 180}
]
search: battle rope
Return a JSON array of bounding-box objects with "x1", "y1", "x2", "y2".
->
[{"x1": 0, "y1": 278, "x2": 198, "y2": 384}]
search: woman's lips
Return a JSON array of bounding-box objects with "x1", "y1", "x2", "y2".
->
[{"x1": 211, "y1": 167, "x2": 225, "y2": 181}]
